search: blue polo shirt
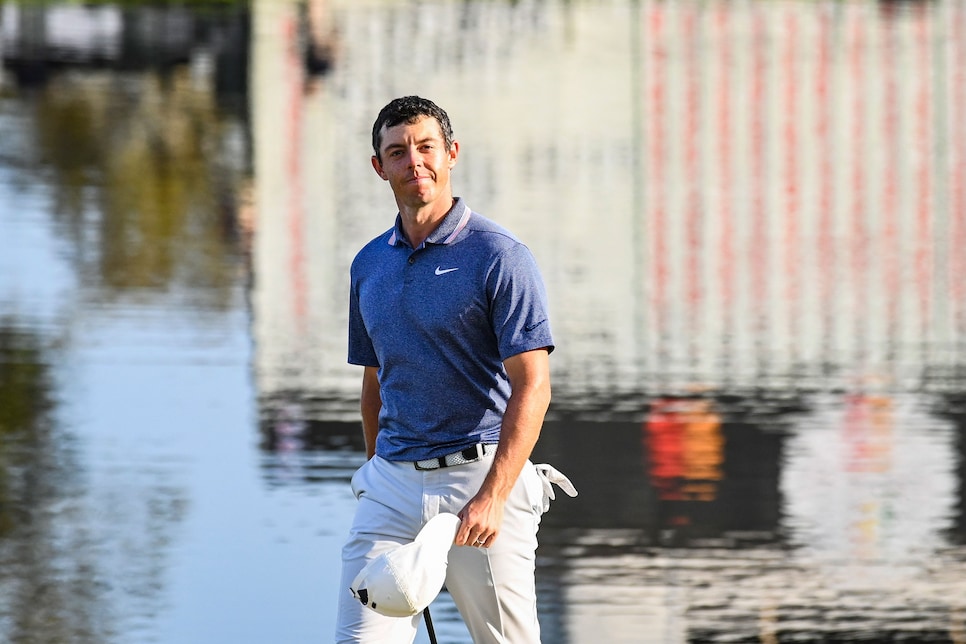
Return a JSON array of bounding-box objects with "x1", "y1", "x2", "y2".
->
[{"x1": 347, "y1": 198, "x2": 554, "y2": 462}]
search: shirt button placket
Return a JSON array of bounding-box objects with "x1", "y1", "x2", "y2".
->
[{"x1": 404, "y1": 252, "x2": 416, "y2": 286}]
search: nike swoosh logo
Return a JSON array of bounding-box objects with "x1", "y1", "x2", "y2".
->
[
  {"x1": 525, "y1": 320, "x2": 546, "y2": 332},
  {"x1": 435, "y1": 266, "x2": 459, "y2": 275}
]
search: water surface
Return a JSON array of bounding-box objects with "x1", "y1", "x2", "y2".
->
[{"x1": 2, "y1": 0, "x2": 966, "y2": 642}]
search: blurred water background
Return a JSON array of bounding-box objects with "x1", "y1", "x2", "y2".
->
[{"x1": 2, "y1": 0, "x2": 966, "y2": 642}]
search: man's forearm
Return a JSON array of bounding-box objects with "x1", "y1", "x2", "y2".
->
[
  {"x1": 481, "y1": 349, "x2": 551, "y2": 500},
  {"x1": 482, "y1": 387, "x2": 549, "y2": 500}
]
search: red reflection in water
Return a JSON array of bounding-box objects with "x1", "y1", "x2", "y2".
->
[
  {"x1": 283, "y1": 11, "x2": 308, "y2": 328},
  {"x1": 714, "y1": 5, "x2": 735, "y2": 356},
  {"x1": 849, "y1": 9, "x2": 869, "y2": 359},
  {"x1": 646, "y1": 4, "x2": 669, "y2": 349}
]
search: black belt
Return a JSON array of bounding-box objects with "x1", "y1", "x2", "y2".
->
[{"x1": 414, "y1": 444, "x2": 490, "y2": 470}]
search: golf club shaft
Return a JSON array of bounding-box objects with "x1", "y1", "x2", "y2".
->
[{"x1": 423, "y1": 606, "x2": 438, "y2": 644}]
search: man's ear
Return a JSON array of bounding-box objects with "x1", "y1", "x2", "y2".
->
[
  {"x1": 371, "y1": 155, "x2": 388, "y2": 180},
  {"x1": 448, "y1": 140, "x2": 460, "y2": 168}
]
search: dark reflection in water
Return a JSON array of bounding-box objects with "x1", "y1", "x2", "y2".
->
[
  {"x1": 535, "y1": 402, "x2": 789, "y2": 543},
  {"x1": 0, "y1": 320, "x2": 84, "y2": 640},
  {"x1": 945, "y1": 397, "x2": 966, "y2": 545},
  {"x1": 259, "y1": 403, "x2": 365, "y2": 488}
]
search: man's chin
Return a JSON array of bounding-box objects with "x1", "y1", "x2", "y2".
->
[{"x1": 402, "y1": 189, "x2": 440, "y2": 207}]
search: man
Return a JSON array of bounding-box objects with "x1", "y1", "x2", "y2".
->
[{"x1": 336, "y1": 96, "x2": 555, "y2": 643}]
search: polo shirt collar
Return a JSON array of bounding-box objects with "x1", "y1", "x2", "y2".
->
[{"x1": 387, "y1": 197, "x2": 471, "y2": 248}]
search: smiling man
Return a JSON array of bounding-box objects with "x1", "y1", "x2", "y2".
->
[{"x1": 336, "y1": 96, "x2": 556, "y2": 643}]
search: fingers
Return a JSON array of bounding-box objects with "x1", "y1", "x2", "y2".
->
[
  {"x1": 457, "y1": 527, "x2": 495, "y2": 548},
  {"x1": 454, "y1": 515, "x2": 472, "y2": 545},
  {"x1": 457, "y1": 494, "x2": 505, "y2": 548},
  {"x1": 455, "y1": 514, "x2": 496, "y2": 548}
]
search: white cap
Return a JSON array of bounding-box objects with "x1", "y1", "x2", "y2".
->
[{"x1": 350, "y1": 513, "x2": 461, "y2": 617}]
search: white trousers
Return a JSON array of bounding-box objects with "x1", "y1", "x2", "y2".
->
[{"x1": 335, "y1": 451, "x2": 545, "y2": 643}]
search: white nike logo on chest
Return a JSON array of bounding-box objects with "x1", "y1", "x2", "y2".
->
[{"x1": 435, "y1": 266, "x2": 459, "y2": 275}]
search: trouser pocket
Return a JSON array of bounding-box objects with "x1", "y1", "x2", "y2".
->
[{"x1": 350, "y1": 457, "x2": 374, "y2": 500}]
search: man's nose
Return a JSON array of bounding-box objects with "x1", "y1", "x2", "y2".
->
[{"x1": 405, "y1": 147, "x2": 421, "y2": 167}]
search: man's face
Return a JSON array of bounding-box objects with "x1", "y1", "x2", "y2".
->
[{"x1": 371, "y1": 116, "x2": 459, "y2": 211}]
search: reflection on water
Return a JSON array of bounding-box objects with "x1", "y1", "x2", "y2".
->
[
  {"x1": 646, "y1": 399, "x2": 724, "y2": 504},
  {"x1": 262, "y1": 395, "x2": 966, "y2": 642},
  {"x1": 3, "y1": 0, "x2": 966, "y2": 642},
  {"x1": 2, "y1": 2, "x2": 249, "y2": 642},
  {"x1": 532, "y1": 395, "x2": 966, "y2": 643},
  {"x1": 0, "y1": 318, "x2": 190, "y2": 641}
]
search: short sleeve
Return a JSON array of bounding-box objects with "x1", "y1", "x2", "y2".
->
[
  {"x1": 487, "y1": 244, "x2": 555, "y2": 361},
  {"x1": 347, "y1": 272, "x2": 379, "y2": 367}
]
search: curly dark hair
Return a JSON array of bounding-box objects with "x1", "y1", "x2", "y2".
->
[{"x1": 371, "y1": 96, "x2": 455, "y2": 161}]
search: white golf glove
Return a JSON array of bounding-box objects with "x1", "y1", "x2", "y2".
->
[{"x1": 533, "y1": 463, "x2": 578, "y2": 513}]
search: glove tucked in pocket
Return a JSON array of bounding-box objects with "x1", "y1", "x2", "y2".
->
[{"x1": 533, "y1": 463, "x2": 578, "y2": 513}]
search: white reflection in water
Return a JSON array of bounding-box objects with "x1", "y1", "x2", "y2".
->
[{"x1": 782, "y1": 392, "x2": 957, "y2": 572}]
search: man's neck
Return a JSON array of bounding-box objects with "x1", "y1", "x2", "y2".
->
[{"x1": 399, "y1": 197, "x2": 455, "y2": 249}]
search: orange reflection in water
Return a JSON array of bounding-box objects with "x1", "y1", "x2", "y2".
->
[{"x1": 644, "y1": 398, "x2": 724, "y2": 503}]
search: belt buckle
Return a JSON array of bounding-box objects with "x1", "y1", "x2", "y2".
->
[
  {"x1": 451, "y1": 444, "x2": 483, "y2": 466},
  {"x1": 414, "y1": 444, "x2": 485, "y2": 470}
]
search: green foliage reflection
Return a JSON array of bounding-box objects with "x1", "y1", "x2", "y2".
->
[{"x1": 29, "y1": 68, "x2": 245, "y2": 309}]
